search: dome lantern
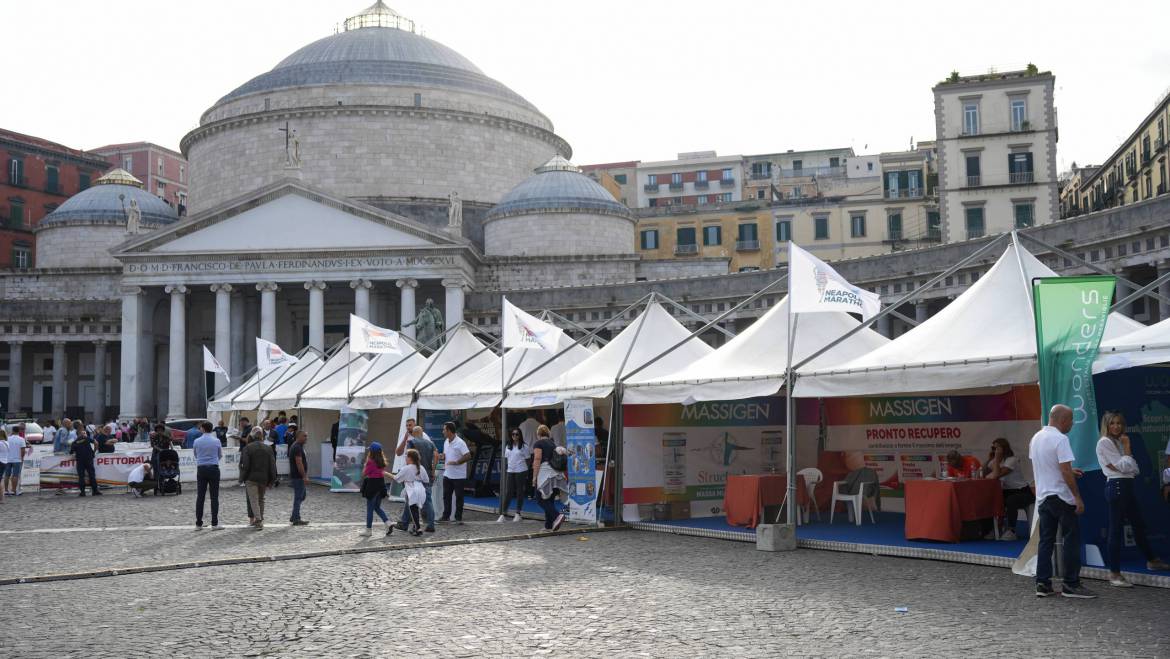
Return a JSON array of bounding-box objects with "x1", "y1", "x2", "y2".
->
[{"x1": 343, "y1": 1, "x2": 415, "y2": 32}]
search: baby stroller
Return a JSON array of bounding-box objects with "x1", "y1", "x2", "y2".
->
[{"x1": 155, "y1": 448, "x2": 181, "y2": 495}]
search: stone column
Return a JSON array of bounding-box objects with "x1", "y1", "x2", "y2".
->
[
  {"x1": 397, "y1": 279, "x2": 418, "y2": 340},
  {"x1": 230, "y1": 290, "x2": 245, "y2": 381},
  {"x1": 244, "y1": 293, "x2": 259, "y2": 365},
  {"x1": 351, "y1": 279, "x2": 373, "y2": 321},
  {"x1": 305, "y1": 280, "x2": 327, "y2": 351},
  {"x1": 876, "y1": 313, "x2": 891, "y2": 338},
  {"x1": 165, "y1": 284, "x2": 188, "y2": 421},
  {"x1": 1157, "y1": 260, "x2": 1170, "y2": 323},
  {"x1": 119, "y1": 287, "x2": 143, "y2": 420},
  {"x1": 257, "y1": 282, "x2": 279, "y2": 343},
  {"x1": 914, "y1": 301, "x2": 929, "y2": 324},
  {"x1": 442, "y1": 279, "x2": 468, "y2": 330},
  {"x1": 210, "y1": 284, "x2": 233, "y2": 394},
  {"x1": 92, "y1": 340, "x2": 107, "y2": 422},
  {"x1": 7, "y1": 340, "x2": 23, "y2": 416},
  {"x1": 51, "y1": 340, "x2": 66, "y2": 418}
]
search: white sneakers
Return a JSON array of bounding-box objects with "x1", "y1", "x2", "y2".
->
[
  {"x1": 211, "y1": 524, "x2": 225, "y2": 531},
  {"x1": 999, "y1": 529, "x2": 1017, "y2": 542},
  {"x1": 359, "y1": 528, "x2": 372, "y2": 536},
  {"x1": 1109, "y1": 575, "x2": 1134, "y2": 588},
  {"x1": 496, "y1": 514, "x2": 507, "y2": 523},
  {"x1": 513, "y1": 513, "x2": 522, "y2": 522}
]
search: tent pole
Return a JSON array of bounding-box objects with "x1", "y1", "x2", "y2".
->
[
  {"x1": 498, "y1": 337, "x2": 508, "y2": 517},
  {"x1": 792, "y1": 232, "x2": 1012, "y2": 372},
  {"x1": 619, "y1": 274, "x2": 789, "y2": 384},
  {"x1": 656, "y1": 296, "x2": 737, "y2": 339},
  {"x1": 1018, "y1": 231, "x2": 1170, "y2": 310},
  {"x1": 612, "y1": 384, "x2": 625, "y2": 526},
  {"x1": 785, "y1": 306, "x2": 799, "y2": 526}
]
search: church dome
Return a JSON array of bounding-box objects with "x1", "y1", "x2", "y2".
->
[
  {"x1": 487, "y1": 157, "x2": 632, "y2": 220},
  {"x1": 39, "y1": 169, "x2": 178, "y2": 227},
  {"x1": 217, "y1": 3, "x2": 538, "y2": 112}
]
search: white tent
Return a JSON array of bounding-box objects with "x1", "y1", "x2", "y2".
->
[
  {"x1": 257, "y1": 352, "x2": 331, "y2": 411},
  {"x1": 624, "y1": 295, "x2": 890, "y2": 404},
  {"x1": 294, "y1": 348, "x2": 372, "y2": 411},
  {"x1": 794, "y1": 243, "x2": 1145, "y2": 398},
  {"x1": 507, "y1": 301, "x2": 714, "y2": 406},
  {"x1": 417, "y1": 330, "x2": 593, "y2": 410},
  {"x1": 1095, "y1": 315, "x2": 1170, "y2": 373},
  {"x1": 347, "y1": 326, "x2": 496, "y2": 409},
  {"x1": 216, "y1": 359, "x2": 306, "y2": 412}
]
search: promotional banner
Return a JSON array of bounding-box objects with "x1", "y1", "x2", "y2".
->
[
  {"x1": 564, "y1": 399, "x2": 599, "y2": 523},
  {"x1": 331, "y1": 406, "x2": 369, "y2": 492},
  {"x1": 257, "y1": 337, "x2": 299, "y2": 371},
  {"x1": 350, "y1": 314, "x2": 402, "y2": 354},
  {"x1": 621, "y1": 396, "x2": 819, "y2": 520},
  {"x1": 789, "y1": 242, "x2": 882, "y2": 320},
  {"x1": 203, "y1": 345, "x2": 229, "y2": 377},
  {"x1": 824, "y1": 387, "x2": 1041, "y2": 500},
  {"x1": 1032, "y1": 276, "x2": 1115, "y2": 470},
  {"x1": 38, "y1": 448, "x2": 246, "y2": 488},
  {"x1": 502, "y1": 296, "x2": 564, "y2": 352}
]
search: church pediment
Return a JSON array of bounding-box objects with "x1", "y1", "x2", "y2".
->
[{"x1": 113, "y1": 180, "x2": 462, "y2": 256}]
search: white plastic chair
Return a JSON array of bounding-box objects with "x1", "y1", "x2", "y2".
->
[
  {"x1": 829, "y1": 479, "x2": 876, "y2": 525},
  {"x1": 797, "y1": 467, "x2": 823, "y2": 523}
]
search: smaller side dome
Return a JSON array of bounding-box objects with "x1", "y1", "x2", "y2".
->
[
  {"x1": 38, "y1": 169, "x2": 179, "y2": 228},
  {"x1": 486, "y1": 157, "x2": 631, "y2": 220}
]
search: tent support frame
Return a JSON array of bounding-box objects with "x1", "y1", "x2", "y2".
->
[
  {"x1": 656, "y1": 296, "x2": 737, "y2": 340},
  {"x1": 1016, "y1": 231, "x2": 1170, "y2": 311}
]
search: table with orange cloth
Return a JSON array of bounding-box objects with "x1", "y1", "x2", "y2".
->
[
  {"x1": 724, "y1": 474, "x2": 809, "y2": 528},
  {"x1": 904, "y1": 478, "x2": 1004, "y2": 542}
]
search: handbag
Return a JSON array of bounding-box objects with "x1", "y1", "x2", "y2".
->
[{"x1": 360, "y1": 476, "x2": 386, "y2": 499}]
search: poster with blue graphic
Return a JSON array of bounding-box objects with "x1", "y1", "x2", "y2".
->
[{"x1": 564, "y1": 399, "x2": 598, "y2": 523}]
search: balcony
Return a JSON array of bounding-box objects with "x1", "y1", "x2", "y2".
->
[
  {"x1": 7, "y1": 175, "x2": 27, "y2": 188},
  {"x1": 885, "y1": 188, "x2": 923, "y2": 199},
  {"x1": 1156, "y1": 137, "x2": 1166, "y2": 152},
  {"x1": 1010, "y1": 120, "x2": 1032, "y2": 133},
  {"x1": 693, "y1": 180, "x2": 709, "y2": 190},
  {"x1": 778, "y1": 165, "x2": 845, "y2": 178},
  {"x1": 643, "y1": 183, "x2": 660, "y2": 193},
  {"x1": 668, "y1": 182, "x2": 684, "y2": 191},
  {"x1": 1009, "y1": 171, "x2": 1035, "y2": 185},
  {"x1": 719, "y1": 178, "x2": 736, "y2": 188},
  {"x1": 674, "y1": 243, "x2": 699, "y2": 256},
  {"x1": 925, "y1": 228, "x2": 943, "y2": 242},
  {"x1": 735, "y1": 240, "x2": 760, "y2": 251},
  {"x1": 965, "y1": 175, "x2": 982, "y2": 187},
  {"x1": 887, "y1": 230, "x2": 904, "y2": 241},
  {"x1": 750, "y1": 172, "x2": 772, "y2": 180}
]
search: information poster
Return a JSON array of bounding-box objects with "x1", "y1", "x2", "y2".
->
[
  {"x1": 331, "y1": 406, "x2": 369, "y2": 492},
  {"x1": 621, "y1": 396, "x2": 819, "y2": 520},
  {"x1": 564, "y1": 398, "x2": 598, "y2": 523},
  {"x1": 824, "y1": 386, "x2": 1041, "y2": 498}
]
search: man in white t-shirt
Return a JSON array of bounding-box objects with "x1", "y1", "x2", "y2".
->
[
  {"x1": 438, "y1": 422, "x2": 471, "y2": 524},
  {"x1": 1029, "y1": 404, "x2": 1094, "y2": 599},
  {"x1": 519, "y1": 413, "x2": 542, "y2": 448},
  {"x1": 127, "y1": 462, "x2": 154, "y2": 497},
  {"x1": 5, "y1": 426, "x2": 29, "y2": 496}
]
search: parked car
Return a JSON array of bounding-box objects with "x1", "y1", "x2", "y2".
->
[
  {"x1": 164, "y1": 418, "x2": 209, "y2": 444},
  {"x1": 4, "y1": 421, "x2": 45, "y2": 444}
]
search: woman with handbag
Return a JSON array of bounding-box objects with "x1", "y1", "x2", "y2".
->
[
  {"x1": 392, "y1": 448, "x2": 430, "y2": 536},
  {"x1": 531, "y1": 424, "x2": 569, "y2": 531},
  {"x1": 359, "y1": 442, "x2": 394, "y2": 537},
  {"x1": 1095, "y1": 411, "x2": 1170, "y2": 586}
]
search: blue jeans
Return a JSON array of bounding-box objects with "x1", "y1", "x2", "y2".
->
[
  {"x1": 538, "y1": 491, "x2": 561, "y2": 529},
  {"x1": 1104, "y1": 478, "x2": 1155, "y2": 572},
  {"x1": 290, "y1": 478, "x2": 307, "y2": 522},
  {"x1": 366, "y1": 492, "x2": 388, "y2": 528},
  {"x1": 1036, "y1": 495, "x2": 1081, "y2": 587},
  {"x1": 400, "y1": 482, "x2": 435, "y2": 530}
]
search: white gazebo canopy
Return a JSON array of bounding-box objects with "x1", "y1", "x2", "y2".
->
[
  {"x1": 417, "y1": 328, "x2": 593, "y2": 410},
  {"x1": 624, "y1": 295, "x2": 890, "y2": 405},
  {"x1": 259, "y1": 351, "x2": 333, "y2": 411},
  {"x1": 347, "y1": 326, "x2": 496, "y2": 410},
  {"x1": 794, "y1": 243, "x2": 1145, "y2": 398},
  {"x1": 1095, "y1": 315, "x2": 1170, "y2": 373},
  {"x1": 507, "y1": 301, "x2": 714, "y2": 406}
]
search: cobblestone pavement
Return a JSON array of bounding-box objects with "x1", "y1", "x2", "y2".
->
[{"x1": 3, "y1": 502, "x2": 1169, "y2": 658}]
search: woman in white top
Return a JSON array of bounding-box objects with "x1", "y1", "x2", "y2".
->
[
  {"x1": 1095, "y1": 411, "x2": 1169, "y2": 586},
  {"x1": 982, "y1": 437, "x2": 1033, "y2": 541},
  {"x1": 497, "y1": 429, "x2": 530, "y2": 523},
  {"x1": 393, "y1": 448, "x2": 430, "y2": 537},
  {"x1": 0, "y1": 430, "x2": 8, "y2": 504}
]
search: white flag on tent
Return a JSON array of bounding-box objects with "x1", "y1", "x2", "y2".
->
[
  {"x1": 502, "y1": 296, "x2": 564, "y2": 352},
  {"x1": 256, "y1": 338, "x2": 299, "y2": 371},
  {"x1": 788, "y1": 242, "x2": 882, "y2": 320},
  {"x1": 202, "y1": 345, "x2": 228, "y2": 377},
  {"x1": 350, "y1": 314, "x2": 402, "y2": 354}
]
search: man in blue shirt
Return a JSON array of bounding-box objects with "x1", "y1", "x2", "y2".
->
[
  {"x1": 184, "y1": 424, "x2": 201, "y2": 450},
  {"x1": 192, "y1": 421, "x2": 224, "y2": 530}
]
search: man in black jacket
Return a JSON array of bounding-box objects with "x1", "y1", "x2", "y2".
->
[{"x1": 71, "y1": 430, "x2": 100, "y2": 496}]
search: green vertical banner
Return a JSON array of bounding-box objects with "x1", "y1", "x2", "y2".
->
[{"x1": 1032, "y1": 276, "x2": 1116, "y2": 470}]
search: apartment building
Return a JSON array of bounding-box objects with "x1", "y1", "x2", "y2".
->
[
  {"x1": 1074, "y1": 91, "x2": 1170, "y2": 216},
  {"x1": 635, "y1": 151, "x2": 743, "y2": 209},
  {"x1": 934, "y1": 66, "x2": 1057, "y2": 241},
  {"x1": 91, "y1": 142, "x2": 189, "y2": 214},
  {"x1": 743, "y1": 147, "x2": 856, "y2": 202},
  {"x1": 1059, "y1": 163, "x2": 1099, "y2": 218},
  {"x1": 580, "y1": 160, "x2": 638, "y2": 207}
]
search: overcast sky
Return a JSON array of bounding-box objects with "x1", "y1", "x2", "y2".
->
[{"x1": 5, "y1": 0, "x2": 1168, "y2": 170}]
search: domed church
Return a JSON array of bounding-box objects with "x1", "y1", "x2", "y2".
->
[{"x1": 1, "y1": 2, "x2": 642, "y2": 422}]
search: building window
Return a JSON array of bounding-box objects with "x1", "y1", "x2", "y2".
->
[
  {"x1": 737, "y1": 223, "x2": 758, "y2": 242},
  {"x1": 1010, "y1": 98, "x2": 1027, "y2": 131},
  {"x1": 1009, "y1": 152, "x2": 1034, "y2": 184},
  {"x1": 867, "y1": 162, "x2": 874, "y2": 171},
  {"x1": 829, "y1": 157, "x2": 840, "y2": 168},
  {"x1": 850, "y1": 213, "x2": 866, "y2": 238},
  {"x1": 721, "y1": 192, "x2": 733, "y2": 202},
  {"x1": 756, "y1": 189, "x2": 766, "y2": 200},
  {"x1": 703, "y1": 225, "x2": 721, "y2": 246},
  {"x1": 697, "y1": 170, "x2": 708, "y2": 183},
  {"x1": 45, "y1": 165, "x2": 59, "y2": 194},
  {"x1": 791, "y1": 186, "x2": 802, "y2": 199},
  {"x1": 179, "y1": 165, "x2": 185, "y2": 183},
  {"x1": 927, "y1": 211, "x2": 941, "y2": 239},
  {"x1": 1146, "y1": 173, "x2": 1153, "y2": 199},
  {"x1": 676, "y1": 227, "x2": 696, "y2": 251},
  {"x1": 8, "y1": 198, "x2": 24, "y2": 226},
  {"x1": 963, "y1": 101, "x2": 980, "y2": 135},
  {"x1": 886, "y1": 213, "x2": 902, "y2": 240},
  {"x1": 792, "y1": 159, "x2": 803, "y2": 172},
  {"x1": 814, "y1": 215, "x2": 829, "y2": 240},
  {"x1": 965, "y1": 154, "x2": 981, "y2": 187},
  {"x1": 123, "y1": 155, "x2": 133, "y2": 172},
  {"x1": 613, "y1": 174, "x2": 627, "y2": 184},
  {"x1": 158, "y1": 157, "x2": 164, "y2": 176},
  {"x1": 965, "y1": 207, "x2": 985, "y2": 239},
  {"x1": 640, "y1": 229, "x2": 658, "y2": 250},
  {"x1": 647, "y1": 174, "x2": 657, "y2": 186},
  {"x1": 751, "y1": 162, "x2": 771, "y2": 178},
  {"x1": 157, "y1": 182, "x2": 167, "y2": 197},
  {"x1": 697, "y1": 195, "x2": 709, "y2": 205},
  {"x1": 671, "y1": 172, "x2": 682, "y2": 185},
  {"x1": 79, "y1": 172, "x2": 91, "y2": 190},
  {"x1": 721, "y1": 168, "x2": 733, "y2": 181},
  {"x1": 776, "y1": 219, "x2": 791, "y2": 242},
  {"x1": 7, "y1": 158, "x2": 24, "y2": 186},
  {"x1": 12, "y1": 243, "x2": 31, "y2": 268}
]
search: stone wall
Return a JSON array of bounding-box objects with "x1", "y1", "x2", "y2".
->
[
  {"x1": 636, "y1": 257, "x2": 729, "y2": 281},
  {"x1": 476, "y1": 255, "x2": 637, "y2": 291},
  {"x1": 0, "y1": 268, "x2": 121, "y2": 303},
  {"x1": 35, "y1": 222, "x2": 135, "y2": 269},
  {"x1": 484, "y1": 211, "x2": 635, "y2": 257},
  {"x1": 360, "y1": 197, "x2": 491, "y2": 249}
]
